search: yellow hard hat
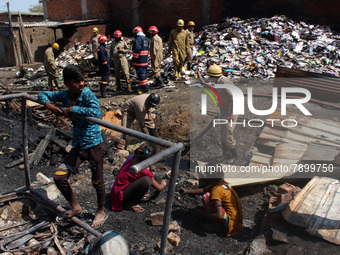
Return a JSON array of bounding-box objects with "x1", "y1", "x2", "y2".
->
[
  {"x1": 52, "y1": 43, "x2": 59, "y2": 50},
  {"x1": 93, "y1": 27, "x2": 99, "y2": 33},
  {"x1": 177, "y1": 19, "x2": 184, "y2": 26},
  {"x1": 188, "y1": 21, "x2": 195, "y2": 26},
  {"x1": 207, "y1": 65, "x2": 222, "y2": 77}
]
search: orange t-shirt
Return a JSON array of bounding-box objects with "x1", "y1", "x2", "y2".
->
[{"x1": 210, "y1": 184, "x2": 243, "y2": 236}]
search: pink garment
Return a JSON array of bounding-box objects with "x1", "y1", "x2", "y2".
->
[{"x1": 110, "y1": 157, "x2": 154, "y2": 211}]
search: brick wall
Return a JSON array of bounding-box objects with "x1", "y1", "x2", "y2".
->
[
  {"x1": 45, "y1": 0, "x2": 340, "y2": 35},
  {"x1": 47, "y1": 0, "x2": 83, "y2": 21},
  {"x1": 66, "y1": 24, "x2": 107, "y2": 47}
]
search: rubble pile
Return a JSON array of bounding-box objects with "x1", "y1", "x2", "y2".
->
[{"x1": 194, "y1": 16, "x2": 340, "y2": 78}]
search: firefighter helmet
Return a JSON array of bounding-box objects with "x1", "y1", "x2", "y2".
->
[
  {"x1": 114, "y1": 30, "x2": 122, "y2": 37},
  {"x1": 148, "y1": 26, "x2": 159, "y2": 34},
  {"x1": 147, "y1": 93, "x2": 160, "y2": 106},
  {"x1": 207, "y1": 65, "x2": 222, "y2": 77},
  {"x1": 133, "y1": 26, "x2": 143, "y2": 33},
  {"x1": 52, "y1": 43, "x2": 59, "y2": 50},
  {"x1": 177, "y1": 19, "x2": 184, "y2": 26},
  {"x1": 188, "y1": 21, "x2": 195, "y2": 26},
  {"x1": 98, "y1": 35, "x2": 107, "y2": 44},
  {"x1": 93, "y1": 27, "x2": 99, "y2": 33}
]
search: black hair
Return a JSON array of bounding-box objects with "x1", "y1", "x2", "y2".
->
[
  {"x1": 134, "y1": 143, "x2": 156, "y2": 162},
  {"x1": 63, "y1": 64, "x2": 84, "y2": 82}
]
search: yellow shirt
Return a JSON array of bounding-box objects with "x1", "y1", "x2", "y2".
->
[{"x1": 210, "y1": 184, "x2": 243, "y2": 236}]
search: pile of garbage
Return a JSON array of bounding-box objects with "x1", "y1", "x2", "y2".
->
[{"x1": 193, "y1": 15, "x2": 340, "y2": 79}]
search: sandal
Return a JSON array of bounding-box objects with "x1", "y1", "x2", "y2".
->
[{"x1": 91, "y1": 214, "x2": 108, "y2": 229}]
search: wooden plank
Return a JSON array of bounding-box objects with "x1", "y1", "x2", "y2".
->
[
  {"x1": 17, "y1": 12, "x2": 34, "y2": 64},
  {"x1": 282, "y1": 176, "x2": 340, "y2": 245},
  {"x1": 31, "y1": 128, "x2": 54, "y2": 166}
]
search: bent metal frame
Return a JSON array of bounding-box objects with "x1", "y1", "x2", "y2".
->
[{"x1": 0, "y1": 93, "x2": 183, "y2": 255}]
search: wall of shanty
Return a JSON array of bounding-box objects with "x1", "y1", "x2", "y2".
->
[
  {"x1": 0, "y1": 12, "x2": 65, "y2": 66},
  {"x1": 13, "y1": 27, "x2": 64, "y2": 64},
  {"x1": 43, "y1": 0, "x2": 340, "y2": 34}
]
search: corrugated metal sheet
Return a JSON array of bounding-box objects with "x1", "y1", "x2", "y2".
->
[
  {"x1": 282, "y1": 176, "x2": 340, "y2": 245},
  {"x1": 274, "y1": 66, "x2": 340, "y2": 102}
]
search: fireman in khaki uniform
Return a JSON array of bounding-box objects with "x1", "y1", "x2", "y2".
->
[
  {"x1": 186, "y1": 21, "x2": 195, "y2": 70},
  {"x1": 207, "y1": 65, "x2": 238, "y2": 164},
  {"x1": 115, "y1": 93, "x2": 160, "y2": 142},
  {"x1": 89, "y1": 27, "x2": 101, "y2": 60},
  {"x1": 110, "y1": 30, "x2": 131, "y2": 92},
  {"x1": 44, "y1": 43, "x2": 61, "y2": 91},
  {"x1": 148, "y1": 26, "x2": 164, "y2": 88},
  {"x1": 168, "y1": 19, "x2": 189, "y2": 78}
]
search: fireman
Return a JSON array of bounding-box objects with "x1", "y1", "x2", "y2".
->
[
  {"x1": 44, "y1": 43, "x2": 61, "y2": 91},
  {"x1": 132, "y1": 26, "x2": 150, "y2": 95},
  {"x1": 110, "y1": 30, "x2": 131, "y2": 93},
  {"x1": 97, "y1": 35, "x2": 110, "y2": 98},
  {"x1": 207, "y1": 65, "x2": 238, "y2": 164},
  {"x1": 148, "y1": 26, "x2": 164, "y2": 89},
  {"x1": 89, "y1": 27, "x2": 101, "y2": 60},
  {"x1": 186, "y1": 21, "x2": 195, "y2": 70},
  {"x1": 168, "y1": 19, "x2": 189, "y2": 79}
]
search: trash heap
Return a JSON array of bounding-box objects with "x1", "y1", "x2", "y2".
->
[{"x1": 194, "y1": 16, "x2": 340, "y2": 79}]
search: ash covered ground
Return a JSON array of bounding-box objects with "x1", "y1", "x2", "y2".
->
[{"x1": 1, "y1": 74, "x2": 340, "y2": 255}]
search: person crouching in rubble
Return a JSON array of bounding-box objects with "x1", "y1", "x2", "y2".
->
[
  {"x1": 114, "y1": 93, "x2": 160, "y2": 148},
  {"x1": 110, "y1": 143, "x2": 167, "y2": 213},
  {"x1": 179, "y1": 173, "x2": 243, "y2": 236},
  {"x1": 207, "y1": 65, "x2": 238, "y2": 164},
  {"x1": 38, "y1": 64, "x2": 107, "y2": 229},
  {"x1": 97, "y1": 35, "x2": 110, "y2": 98}
]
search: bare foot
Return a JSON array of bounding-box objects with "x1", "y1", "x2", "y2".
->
[
  {"x1": 56, "y1": 207, "x2": 82, "y2": 222},
  {"x1": 64, "y1": 207, "x2": 82, "y2": 218},
  {"x1": 91, "y1": 212, "x2": 107, "y2": 229}
]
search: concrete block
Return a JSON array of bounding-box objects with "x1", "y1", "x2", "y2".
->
[
  {"x1": 167, "y1": 232, "x2": 180, "y2": 247},
  {"x1": 168, "y1": 220, "x2": 181, "y2": 234},
  {"x1": 36, "y1": 172, "x2": 52, "y2": 185},
  {"x1": 150, "y1": 212, "x2": 164, "y2": 226}
]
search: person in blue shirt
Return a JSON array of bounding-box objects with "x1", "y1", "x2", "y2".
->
[{"x1": 38, "y1": 64, "x2": 107, "y2": 229}]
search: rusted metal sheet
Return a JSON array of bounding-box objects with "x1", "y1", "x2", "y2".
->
[
  {"x1": 100, "y1": 110, "x2": 122, "y2": 139},
  {"x1": 274, "y1": 66, "x2": 340, "y2": 102},
  {"x1": 282, "y1": 176, "x2": 340, "y2": 245}
]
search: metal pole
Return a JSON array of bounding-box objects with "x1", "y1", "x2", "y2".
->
[
  {"x1": 130, "y1": 143, "x2": 184, "y2": 174},
  {"x1": 29, "y1": 188, "x2": 102, "y2": 237},
  {"x1": 160, "y1": 150, "x2": 182, "y2": 255},
  {"x1": 21, "y1": 97, "x2": 30, "y2": 188},
  {"x1": 76, "y1": 115, "x2": 175, "y2": 148}
]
